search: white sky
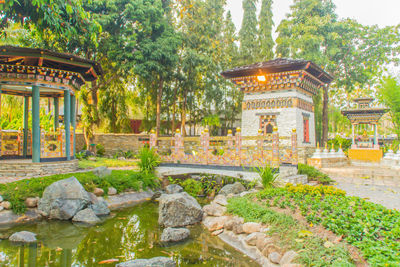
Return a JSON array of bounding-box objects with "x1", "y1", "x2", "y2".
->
[{"x1": 226, "y1": 0, "x2": 400, "y2": 37}]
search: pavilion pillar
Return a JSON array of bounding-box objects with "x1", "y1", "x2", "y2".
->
[
  {"x1": 70, "y1": 93, "x2": 76, "y2": 157},
  {"x1": 23, "y1": 96, "x2": 29, "y2": 157},
  {"x1": 351, "y1": 124, "x2": 355, "y2": 148},
  {"x1": 32, "y1": 85, "x2": 41, "y2": 163},
  {"x1": 64, "y1": 90, "x2": 71, "y2": 160},
  {"x1": 54, "y1": 97, "x2": 59, "y2": 130},
  {"x1": 374, "y1": 124, "x2": 378, "y2": 147}
]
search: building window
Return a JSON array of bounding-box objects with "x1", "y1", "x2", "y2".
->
[
  {"x1": 260, "y1": 115, "x2": 276, "y2": 134},
  {"x1": 303, "y1": 117, "x2": 310, "y2": 143}
]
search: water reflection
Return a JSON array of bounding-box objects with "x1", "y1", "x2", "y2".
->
[{"x1": 0, "y1": 202, "x2": 258, "y2": 266}]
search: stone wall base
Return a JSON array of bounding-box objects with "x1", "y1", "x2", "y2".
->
[
  {"x1": 0, "y1": 160, "x2": 79, "y2": 179},
  {"x1": 307, "y1": 157, "x2": 349, "y2": 169}
]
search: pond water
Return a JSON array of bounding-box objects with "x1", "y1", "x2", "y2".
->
[{"x1": 0, "y1": 202, "x2": 257, "y2": 266}]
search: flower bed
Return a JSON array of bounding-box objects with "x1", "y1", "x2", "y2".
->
[{"x1": 256, "y1": 184, "x2": 400, "y2": 266}]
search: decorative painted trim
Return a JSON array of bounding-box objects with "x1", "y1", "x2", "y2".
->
[{"x1": 243, "y1": 97, "x2": 313, "y2": 112}]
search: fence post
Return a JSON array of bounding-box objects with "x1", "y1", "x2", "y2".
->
[
  {"x1": 235, "y1": 127, "x2": 242, "y2": 166},
  {"x1": 291, "y1": 128, "x2": 298, "y2": 165},
  {"x1": 203, "y1": 128, "x2": 210, "y2": 165},
  {"x1": 149, "y1": 129, "x2": 157, "y2": 150},
  {"x1": 272, "y1": 126, "x2": 280, "y2": 168},
  {"x1": 174, "y1": 129, "x2": 183, "y2": 163}
]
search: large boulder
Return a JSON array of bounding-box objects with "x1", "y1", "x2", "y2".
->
[
  {"x1": 92, "y1": 166, "x2": 112, "y2": 177},
  {"x1": 72, "y1": 208, "x2": 101, "y2": 225},
  {"x1": 38, "y1": 177, "x2": 92, "y2": 220},
  {"x1": 90, "y1": 198, "x2": 110, "y2": 216},
  {"x1": 203, "y1": 204, "x2": 226, "y2": 217},
  {"x1": 218, "y1": 182, "x2": 246, "y2": 196},
  {"x1": 165, "y1": 184, "x2": 183, "y2": 194},
  {"x1": 116, "y1": 257, "x2": 175, "y2": 267},
  {"x1": 161, "y1": 227, "x2": 190, "y2": 243},
  {"x1": 9, "y1": 231, "x2": 37, "y2": 243},
  {"x1": 158, "y1": 192, "x2": 203, "y2": 227}
]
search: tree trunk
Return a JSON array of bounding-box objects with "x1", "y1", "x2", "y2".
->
[
  {"x1": 322, "y1": 85, "x2": 329, "y2": 146},
  {"x1": 156, "y1": 78, "x2": 164, "y2": 137},
  {"x1": 181, "y1": 92, "x2": 187, "y2": 136},
  {"x1": 171, "y1": 84, "x2": 178, "y2": 135}
]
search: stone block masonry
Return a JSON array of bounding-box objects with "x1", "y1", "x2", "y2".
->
[{"x1": 76, "y1": 133, "x2": 149, "y2": 156}]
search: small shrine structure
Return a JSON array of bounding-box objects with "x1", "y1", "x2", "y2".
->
[
  {"x1": 221, "y1": 58, "x2": 333, "y2": 148},
  {"x1": 0, "y1": 46, "x2": 101, "y2": 168},
  {"x1": 342, "y1": 97, "x2": 388, "y2": 162}
]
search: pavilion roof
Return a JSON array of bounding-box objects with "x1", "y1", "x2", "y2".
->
[
  {"x1": 0, "y1": 46, "x2": 102, "y2": 82},
  {"x1": 221, "y1": 58, "x2": 334, "y2": 84}
]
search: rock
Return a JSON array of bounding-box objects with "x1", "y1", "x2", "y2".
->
[
  {"x1": 1, "y1": 201, "x2": 11, "y2": 210},
  {"x1": 203, "y1": 216, "x2": 228, "y2": 232},
  {"x1": 0, "y1": 195, "x2": 3, "y2": 202},
  {"x1": 9, "y1": 231, "x2": 37, "y2": 243},
  {"x1": 79, "y1": 150, "x2": 94, "y2": 157},
  {"x1": 116, "y1": 257, "x2": 175, "y2": 267},
  {"x1": 262, "y1": 244, "x2": 281, "y2": 257},
  {"x1": 233, "y1": 223, "x2": 245, "y2": 234},
  {"x1": 218, "y1": 182, "x2": 246, "y2": 196},
  {"x1": 212, "y1": 194, "x2": 228, "y2": 206},
  {"x1": 212, "y1": 229, "x2": 224, "y2": 236},
  {"x1": 224, "y1": 217, "x2": 244, "y2": 231},
  {"x1": 0, "y1": 206, "x2": 3, "y2": 212},
  {"x1": 93, "y1": 188, "x2": 104, "y2": 196},
  {"x1": 256, "y1": 237, "x2": 274, "y2": 251},
  {"x1": 90, "y1": 198, "x2": 110, "y2": 216},
  {"x1": 161, "y1": 227, "x2": 190, "y2": 243},
  {"x1": 280, "y1": 250, "x2": 298, "y2": 265},
  {"x1": 151, "y1": 191, "x2": 162, "y2": 200},
  {"x1": 108, "y1": 187, "x2": 117, "y2": 195},
  {"x1": 25, "y1": 197, "x2": 39, "y2": 208},
  {"x1": 165, "y1": 184, "x2": 183, "y2": 194},
  {"x1": 158, "y1": 192, "x2": 203, "y2": 227},
  {"x1": 92, "y1": 166, "x2": 111, "y2": 177},
  {"x1": 244, "y1": 232, "x2": 265, "y2": 246},
  {"x1": 242, "y1": 222, "x2": 262, "y2": 234},
  {"x1": 72, "y1": 208, "x2": 101, "y2": 225},
  {"x1": 239, "y1": 191, "x2": 251, "y2": 197},
  {"x1": 38, "y1": 177, "x2": 92, "y2": 220},
  {"x1": 269, "y1": 252, "x2": 282, "y2": 264},
  {"x1": 203, "y1": 204, "x2": 227, "y2": 217}
]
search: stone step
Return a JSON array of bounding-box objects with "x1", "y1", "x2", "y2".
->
[{"x1": 281, "y1": 174, "x2": 308, "y2": 185}]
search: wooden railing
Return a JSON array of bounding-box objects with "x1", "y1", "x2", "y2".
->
[{"x1": 150, "y1": 128, "x2": 298, "y2": 168}]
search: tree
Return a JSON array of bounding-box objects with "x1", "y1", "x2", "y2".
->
[
  {"x1": 258, "y1": 0, "x2": 274, "y2": 61},
  {"x1": 378, "y1": 76, "x2": 400, "y2": 140},
  {"x1": 239, "y1": 0, "x2": 259, "y2": 64}
]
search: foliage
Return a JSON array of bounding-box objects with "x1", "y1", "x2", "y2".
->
[
  {"x1": 327, "y1": 136, "x2": 352, "y2": 152},
  {"x1": 253, "y1": 164, "x2": 278, "y2": 188},
  {"x1": 239, "y1": 0, "x2": 259, "y2": 64},
  {"x1": 75, "y1": 151, "x2": 88, "y2": 160},
  {"x1": 378, "y1": 76, "x2": 400, "y2": 140},
  {"x1": 78, "y1": 157, "x2": 138, "y2": 169},
  {"x1": 258, "y1": 0, "x2": 274, "y2": 61},
  {"x1": 256, "y1": 185, "x2": 400, "y2": 265},
  {"x1": 298, "y1": 163, "x2": 334, "y2": 185},
  {"x1": 227, "y1": 197, "x2": 354, "y2": 266},
  {"x1": 0, "y1": 170, "x2": 158, "y2": 214},
  {"x1": 96, "y1": 144, "x2": 105, "y2": 157},
  {"x1": 137, "y1": 147, "x2": 160, "y2": 174},
  {"x1": 180, "y1": 179, "x2": 203, "y2": 197}
]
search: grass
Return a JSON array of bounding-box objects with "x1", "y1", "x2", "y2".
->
[
  {"x1": 298, "y1": 163, "x2": 334, "y2": 185},
  {"x1": 78, "y1": 157, "x2": 139, "y2": 169},
  {"x1": 256, "y1": 184, "x2": 400, "y2": 266},
  {"x1": 0, "y1": 170, "x2": 159, "y2": 214},
  {"x1": 227, "y1": 197, "x2": 355, "y2": 266}
]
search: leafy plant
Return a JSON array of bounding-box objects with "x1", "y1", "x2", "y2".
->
[
  {"x1": 75, "y1": 151, "x2": 88, "y2": 160},
  {"x1": 137, "y1": 147, "x2": 160, "y2": 174},
  {"x1": 181, "y1": 179, "x2": 203, "y2": 197},
  {"x1": 253, "y1": 164, "x2": 278, "y2": 188},
  {"x1": 96, "y1": 144, "x2": 105, "y2": 157}
]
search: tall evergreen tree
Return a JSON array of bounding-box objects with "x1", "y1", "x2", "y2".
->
[
  {"x1": 239, "y1": 0, "x2": 259, "y2": 64},
  {"x1": 258, "y1": 0, "x2": 274, "y2": 61}
]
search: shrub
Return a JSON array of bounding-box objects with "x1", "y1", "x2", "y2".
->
[
  {"x1": 180, "y1": 179, "x2": 203, "y2": 196},
  {"x1": 96, "y1": 144, "x2": 105, "y2": 157},
  {"x1": 254, "y1": 164, "x2": 279, "y2": 188},
  {"x1": 298, "y1": 163, "x2": 333, "y2": 185},
  {"x1": 327, "y1": 136, "x2": 352, "y2": 152},
  {"x1": 137, "y1": 147, "x2": 160, "y2": 174}
]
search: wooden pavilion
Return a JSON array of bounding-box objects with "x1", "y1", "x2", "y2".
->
[
  {"x1": 0, "y1": 46, "x2": 101, "y2": 163},
  {"x1": 342, "y1": 98, "x2": 388, "y2": 162}
]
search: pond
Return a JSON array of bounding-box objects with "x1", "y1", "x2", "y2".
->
[{"x1": 0, "y1": 202, "x2": 258, "y2": 266}]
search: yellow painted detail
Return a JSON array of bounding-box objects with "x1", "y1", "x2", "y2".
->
[{"x1": 348, "y1": 149, "x2": 383, "y2": 162}]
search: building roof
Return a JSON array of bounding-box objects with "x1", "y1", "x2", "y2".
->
[
  {"x1": 221, "y1": 58, "x2": 334, "y2": 84},
  {"x1": 0, "y1": 46, "x2": 102, "y2": 82}
]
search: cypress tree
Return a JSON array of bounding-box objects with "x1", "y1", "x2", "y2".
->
[
  {"x1": 258, "y1": 0, "x2": 274, "y2": 61},
  {"x1": 239, "y1": 0, "x2": 258, "y2": 64}
]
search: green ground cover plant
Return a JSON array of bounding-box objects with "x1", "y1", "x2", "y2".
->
[
  {"x1": 137, "y1": 147, "x2": 160, "y2": 174},
  {"x1": 256, "y1": 184, "x2": 400, "y2": 266},
  {"x1": 0, "y1": 170, "x2": 159, "y2": 214},
  {"x1": 78, "y1": 157, "x2": 139, "y2": 169},
  {"x1": 298, "y1": 163, "x2": 334, "y2": 185},
  {"x1": 227, "y1": 197, "x2": 354, "y2": 266},
  {"x1": 253, "y1": 164, "x2": 279, "y2": 188}
]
